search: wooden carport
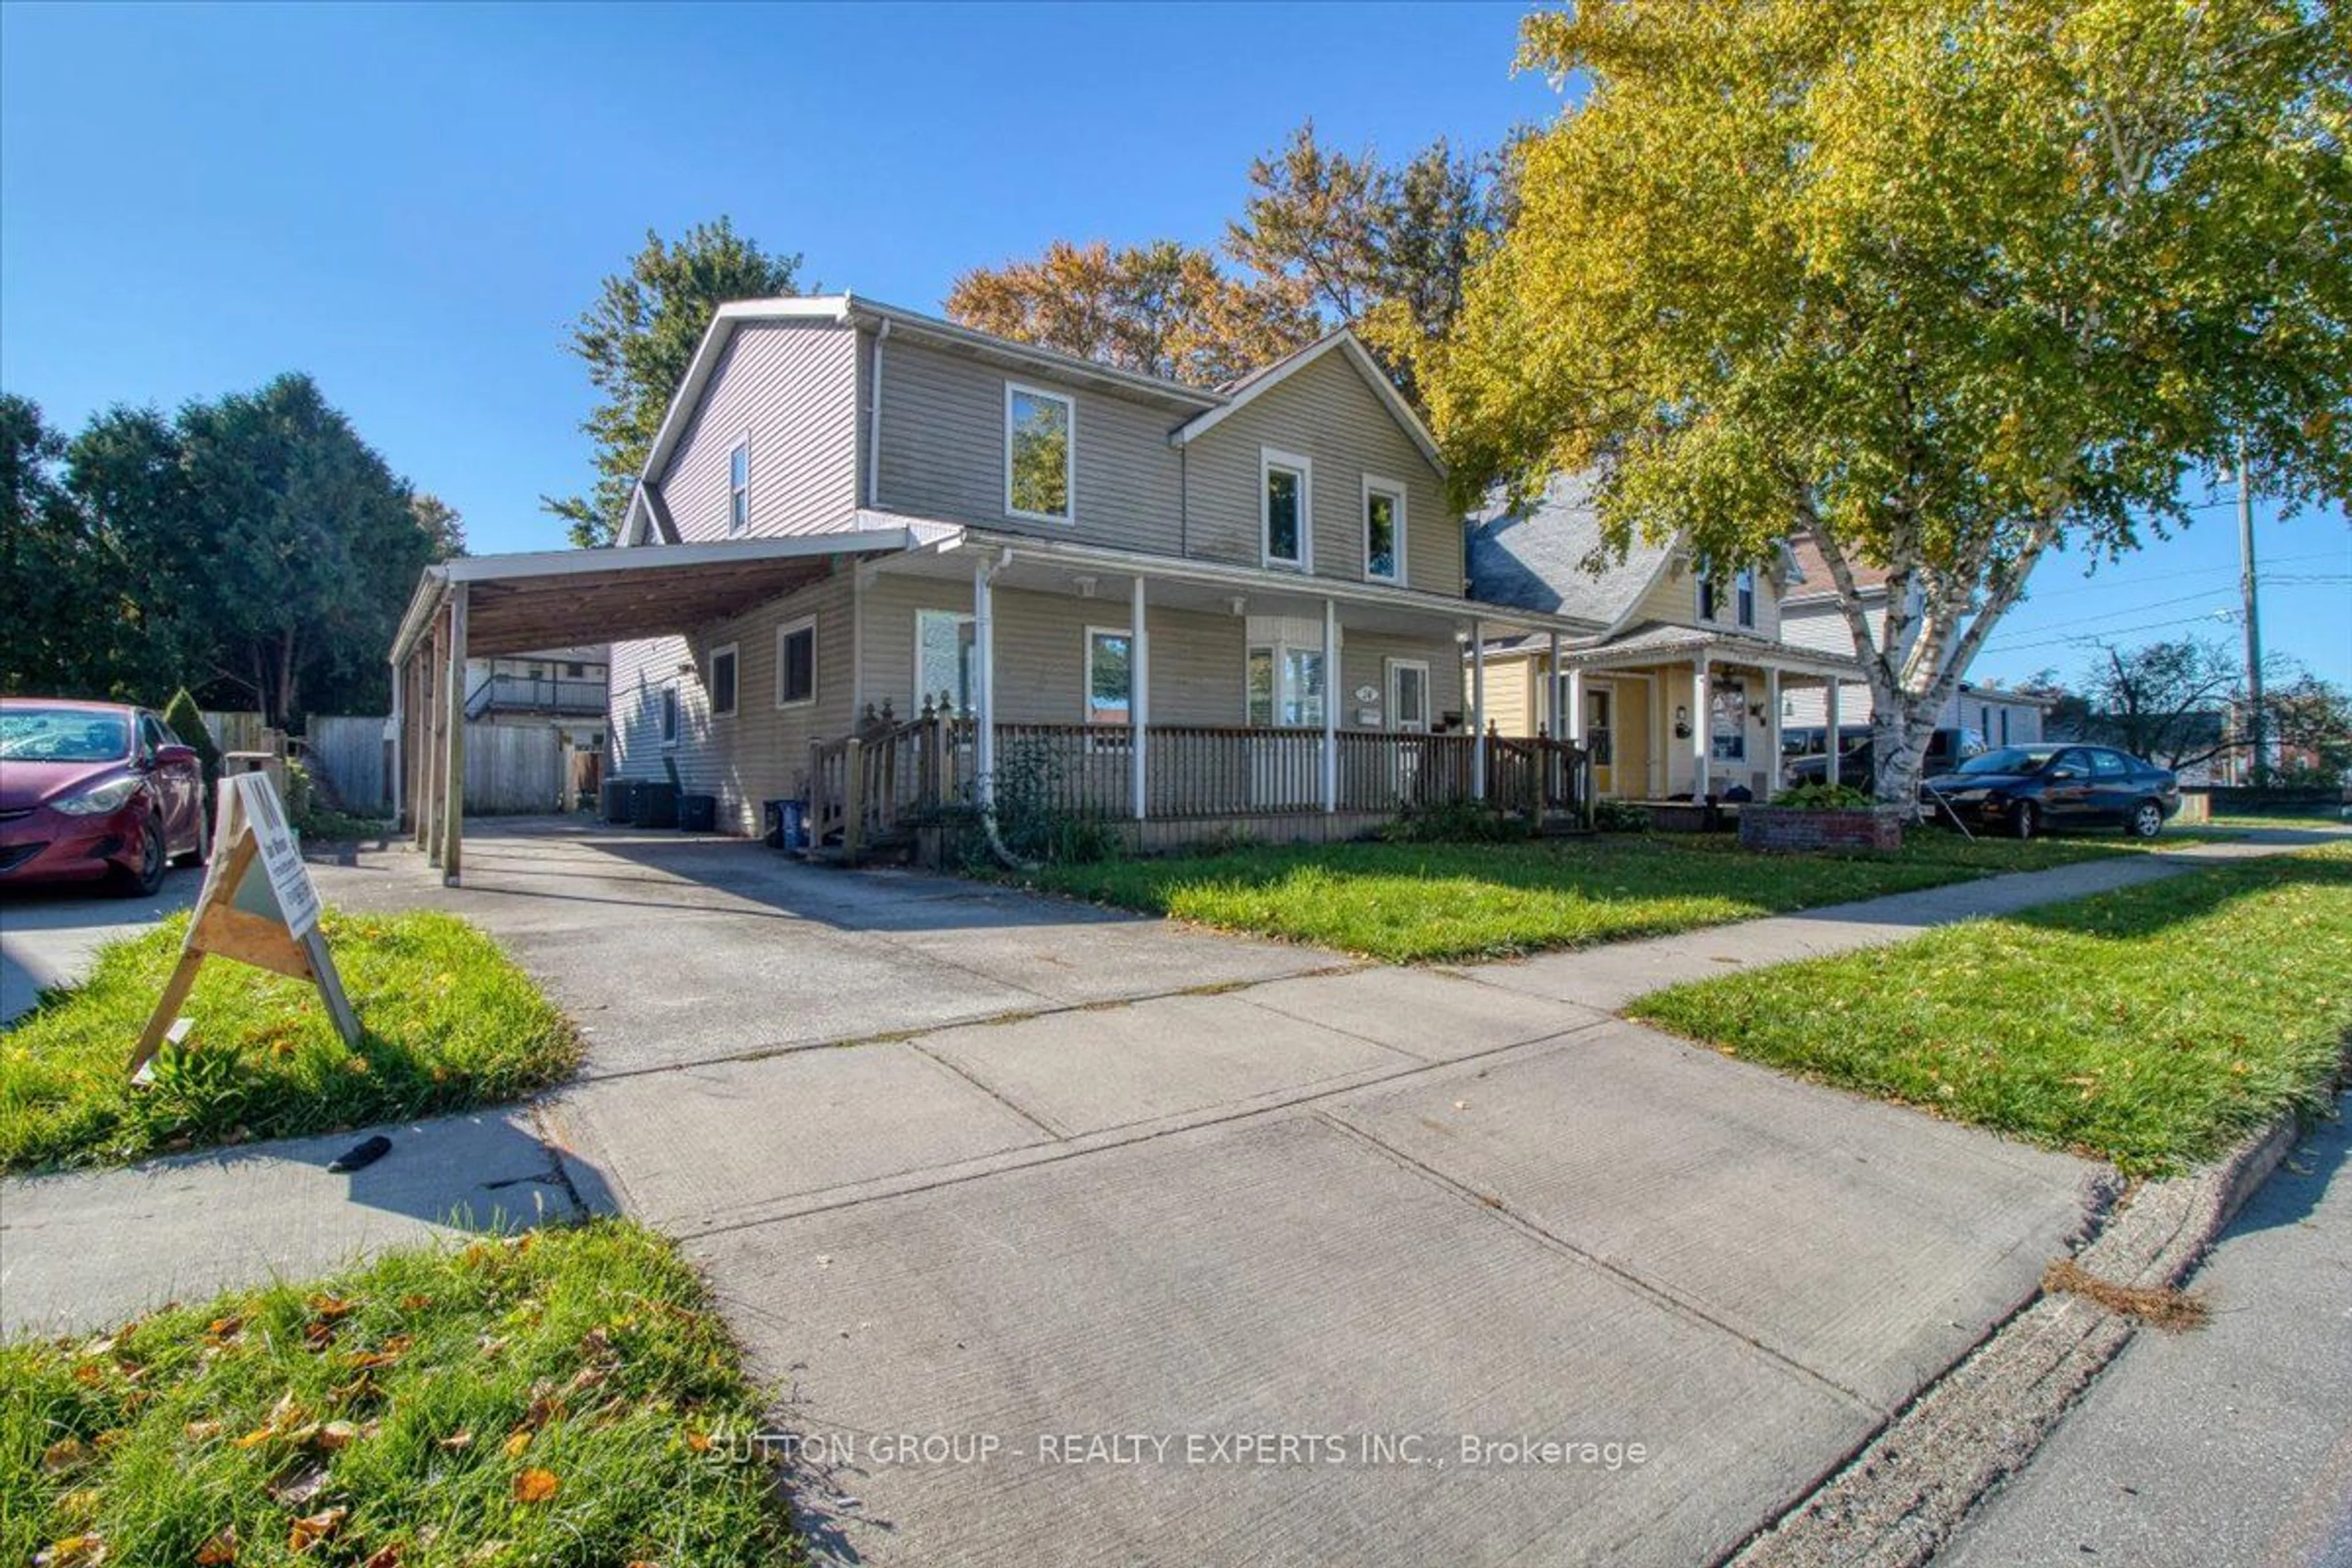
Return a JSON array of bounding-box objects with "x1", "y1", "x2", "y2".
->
[{"x1": 388, "y1": 529, "x2": 927, "y2": 884}]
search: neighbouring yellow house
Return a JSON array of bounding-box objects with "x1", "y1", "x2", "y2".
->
[{"x1": 1466, "y1": 475, "x2": 1864, "y2": 802}]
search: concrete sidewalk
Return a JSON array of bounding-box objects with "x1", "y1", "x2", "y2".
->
[{"x1": 2, "y1": 823, "x2": 2334, "y2": 1566}]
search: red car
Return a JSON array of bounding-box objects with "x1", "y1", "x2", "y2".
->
[{"x1": 0, "y1": 699, "x2": 208, "y2": 895}]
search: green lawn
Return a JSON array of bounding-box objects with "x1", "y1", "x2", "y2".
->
[
  {"x1": 1, "y1": 1220, "x2": 801, "y2": 1568},
  {"x1": 1025, "y1": 827, "x2": 2215, "y2": 964},
  {"x1": 1, "y1": 909, "x2": 579, "y2": 1173},
  {"x1": 1632, "y1": 843, "x2": 2352, "y2": 1175}
]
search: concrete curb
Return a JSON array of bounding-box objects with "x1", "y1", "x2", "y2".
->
[{"x1": 1722, "y1": 1097, "x2": 2320, "y2": 1568}]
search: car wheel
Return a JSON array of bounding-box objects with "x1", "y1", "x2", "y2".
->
[
  {"x1": 2010, "y1": 801, "x2": 2037, "y2": 841},
  {"x1": 113, "y1": 813, "x2": 167, "y2": 898},
  {"x1": 2128, "y1": 800, "x2": 2164, "y2": 840}
]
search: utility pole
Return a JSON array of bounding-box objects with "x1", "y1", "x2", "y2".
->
[{"x1": 2235, "y1": 435, "x2": 2266, "y2": 785}]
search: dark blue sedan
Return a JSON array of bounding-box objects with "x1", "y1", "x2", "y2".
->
[{"x1": 1922, "y1": 744, "x2": 2181, "y2": 840}]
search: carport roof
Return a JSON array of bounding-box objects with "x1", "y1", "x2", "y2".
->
[{"x1": 390, "y1": 527, "x2": 935, "y2": 662}]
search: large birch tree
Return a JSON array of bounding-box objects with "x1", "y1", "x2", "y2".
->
[{"x1": 1427, "y1": 0, "x2": 2350, "y2": 801}]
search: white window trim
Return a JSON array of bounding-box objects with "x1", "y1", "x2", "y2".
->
[
  {"x1": 727, "y1": 433, "x2": 751, "y2": 537},
  {"x1": 1385, "y1": 657, "x2": 1431, "y2": 732},
  {"x1": 1003, "y1": 381, "x2": 1076, "y2": 524},
  {"x1": 1261, "y1": 447, "x2": 1313, "y2": 571},
  {"x1": 1083, "y1": 624, "x2": 1134, "y2": 726},
  {"x1": 1244, "y1": 637, "x2": 1332, "y2": 728},
  {"x1": 1735, "y1": 566, "x2": 1758, "y2": 630},
  {"x1": 774, "y1": 616, "x2": 817, "y2": 710},
  {"x1": 1362, "y1": 474, "x2": 1407, "y2": 584},
  {"x1": 913, "y1": 609, "x2": 975, "y2": 714},
  {"x1": 658, "y1": 685, "x2": 679, "y2": 748},
  {"x1": 709, "y1": 642, "x2": 739, "y2": 720}
]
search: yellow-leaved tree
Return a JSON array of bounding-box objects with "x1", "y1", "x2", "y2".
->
[{"x1": 1427, "y1": 0, "x2": 2350, "y2": 801}]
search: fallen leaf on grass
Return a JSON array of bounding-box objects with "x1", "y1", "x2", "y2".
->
[
  {"x1": 185, "y1": 1419, "x2": 224, "y2": 1443},
  {"x1": 33, "y1": 1533, "x2": 105, "y2": 1567},
  {"x1": 437, "y1": 1430, "x2": 473, "y2": 1450},
  {"x1": 502, "y1": 1430, "x2": 532, "y2": 1459},
  {"x1": 512, "y1": 1468, "x2": 560, "y2": 1504},
  {"x1": 194, "y1": 1526, "x2": 238, "y2": 1564},
  {"x1": 288, "y1": 1507, "x2": 347, "y2": 1553},
  {"x1": 41, "y1": 1438, "x2": 89, "y2": 1473}
]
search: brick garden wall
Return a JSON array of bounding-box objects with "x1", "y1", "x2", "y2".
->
[{"x1": 1738, "y1": 805, "x2": 1907, "y2": 853}]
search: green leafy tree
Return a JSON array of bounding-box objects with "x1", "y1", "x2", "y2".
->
[
  {"x1": 1428, "y1": 0, "x2": 2352, "y2": 802},
  {"x1": 413, "y1": 492, "x2": 467, "y2": 559},
  {"x1": 549, "y1": 218, "x2": 802, "y2": 548},
  {"x1": 175, "y1": 374, "x2": 432, "y2": 722},
  {"x1": 0, "y1": 394, "x2": 123, "y2": 695}
]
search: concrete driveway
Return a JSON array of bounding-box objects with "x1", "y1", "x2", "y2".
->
[
  {"x1": 6, "y1": 820, "x2": 2124, "y2": 1566},
  {"x1": 0, "y1": 869, "x2": 200, "y2": 1024},
  {"x1": 312, "y1": 821, "x2": 2100, "y2": 1567}
]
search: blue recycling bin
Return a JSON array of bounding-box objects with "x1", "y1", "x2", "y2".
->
[{"x1": 763, "y1": 798, "x2": 809, "y2": 851}]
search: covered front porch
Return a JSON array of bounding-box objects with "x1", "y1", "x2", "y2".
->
[
  {"x1": 814, "y1": 529, "x2": 1599, "y2": 858},
  {"x1": 388, "y1": 524, "x2": 1600, "y2": 881},
  {"x1": 1539, "y1": 624, "x2": 1864, "y2": 802}
]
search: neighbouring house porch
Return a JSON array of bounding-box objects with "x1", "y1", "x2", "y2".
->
[{"x1": 1523, "y1": 624, "x2": 1864, "y2": 802}]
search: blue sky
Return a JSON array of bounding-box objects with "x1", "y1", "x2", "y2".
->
[{"x1": 3, "y1": 1, "x2": 2343, "y2": 690}]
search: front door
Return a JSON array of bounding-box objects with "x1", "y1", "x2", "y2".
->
[
  {"x1": 1387, "y1": 659, "x2": 1431, "y2": 804},
  {"x1": 1585, "y1": 684, "x2": 1616, "y2": 795}
]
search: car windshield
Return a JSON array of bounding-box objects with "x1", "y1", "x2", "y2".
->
[
  {"x1": 1958, "y1": 745, "x2": 2056, "y2": 775},
  {"x1": 0, "y1": 709, "x2": 132, "y2": 763}
]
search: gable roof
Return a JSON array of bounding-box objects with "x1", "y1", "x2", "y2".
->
[
  {"x1": 1169, "y1": 330, "x2": 1444, "y2": 472},
  {"x1": 625, "y1": 296, "x2": 1443, "y2": 546},
  {"x1": 1466, "y1": 471, "x2": 1679, "y2": 630},
  {"x1": 1785, "y1": 531, "x2": 1891, "y2": 603}
]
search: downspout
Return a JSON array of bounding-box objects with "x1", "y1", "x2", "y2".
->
[
  {"x1": 963, "y1": 541, "x2": 1034, "y2": 872},
  {"x1": 865, "y1": 318, "x2": 889, "y2": 510}
]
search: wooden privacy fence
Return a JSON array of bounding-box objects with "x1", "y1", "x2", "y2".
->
[
  {"x1": 810, "y1": 701, "x2": 1591, "y2": 859},
  {"x1": 309, "y1": 715, "x2": 576, "y2": 816}
]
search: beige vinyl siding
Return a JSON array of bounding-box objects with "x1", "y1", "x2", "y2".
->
[
  {"x1": 1182, "y1": 351, "x2": 1458, "y2": 595},
  {"x1": 606, "y1": 570, "x2": 858, "y2": 834},
  {"x1": 1639, "y1": 556, "x2": 1785, "y2": 639},
  {"x1": 1338, "y1": 630, "x2": 1466, "y2": 731},
  {"x1": 1471, "y1": 654, "x2": 1539, "y2": 736},
  {"x1": 657, "y1": 321, "x2": 860, "y2": 541},
  {"x1": 860, "y1": 573, "x2": 1245, "y2": 726},
  {"x1": 872, "y1": 339, "x2": 1186, "y2": 554}
]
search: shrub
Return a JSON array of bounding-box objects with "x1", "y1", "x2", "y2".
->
[
  {"x1": 161, "y1": 688, "x2": 221, "y2": 790},
  {"x1": 1591, "y1": 799, "x2": 1653, "y2": 832},
  {"x1": 1381, "y1": 801, "x2": 1530, "y2": 843},
  {"x1": 1770, "y1": 782, "x2": 1879, "y2": 810}
]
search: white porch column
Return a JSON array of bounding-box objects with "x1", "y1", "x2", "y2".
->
[
  {"x1": 443, "y1": 586, "x2": 467, "y2": 886},
  {"x1": 1765, "y1": 667, "x2": 1783, "y2": 795},
  {"x1": 1470, "y1": 619, "x2": 1487, "y2": 799},
  {"x1": 1547, "y1": 631, "x2": 1563, "y2": 734},
  {"x1": 1131, "y1": 575, "x2": 1149, "y2": 821},
  {"x1": 1691, "y1": 655, "x2": 1711, "y2": 799},
  {"x1": 1320, "y1": 597, "x2": 1338, "y2": 814},
  {"x1": 1825, "y1": 680, "x2": 1842, "y2": 788},
  {"x1": 1565, "y1": 667, "x2": 1587, "y2": 743},
  {"x1": 973, "y1": 557, "x2": 997, "y2": 810}
]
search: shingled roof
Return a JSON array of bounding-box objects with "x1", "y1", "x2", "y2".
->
[{"x1": 1466, "y1": 472, "x2": 1678, "y2": 630}]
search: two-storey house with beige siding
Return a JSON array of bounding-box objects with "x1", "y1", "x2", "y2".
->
[
  {"x1": 390, "y1": 295, "x2": 1602, "y2": 870},
  {"x1": 1464, "y1": 475, "x2": 1864, "y2": 802}
]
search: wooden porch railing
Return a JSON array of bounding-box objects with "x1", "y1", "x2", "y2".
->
[{"x1": 807, "y1": 701, "x2": 1591, "y2": 859}]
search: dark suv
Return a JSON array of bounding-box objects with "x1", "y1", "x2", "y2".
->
[{"x1": 1784, "y1": 726, "x2": 1986, "y2": 790}]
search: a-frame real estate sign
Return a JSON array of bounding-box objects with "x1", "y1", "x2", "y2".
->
[{"x1": 129, "y1": 771, "x2": 361, "y2": 1077}]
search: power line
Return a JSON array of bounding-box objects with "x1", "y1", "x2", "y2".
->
[
  {"x1": 1980, "y1": 609, "x2": 2238, "y2": 657},
  {"x1": 2019, "y1": 549, "x2": 2349, "y2": 600}
]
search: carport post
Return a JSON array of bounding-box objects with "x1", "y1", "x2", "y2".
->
[
  {"x1": 1320, "y1": 597, "x2": 1338, "y2": 813},
  {"x1": 423, "y1": 616, "x2": 444, "y2": 859},
  {"x1": 973, "y1": 557, "x2": 996, "y2": 810},
  {"x1": 443, "y1": 587, "x2": 467, "y2": 885},
  {"x1": 1469, "y1": 618, "x2": 1487, "y2": 801},
  {"x1": 1825, "y1": 680, "x2": 1842, "y2": 789},
  {"x1": 1130, "y1": 575, "x2": 1149, "y2": 820},
  {"x1": 388, "y1": 657, "x2": 404, "y2": 828}
]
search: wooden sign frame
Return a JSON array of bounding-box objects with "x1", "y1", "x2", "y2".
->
[{"x1": 129, "y1": 772, "x2": 361, "y2": 1077}]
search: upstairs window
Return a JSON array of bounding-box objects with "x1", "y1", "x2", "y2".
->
[
  {"x1": 709, "y1": 644, "x2": 739, "y2": 718},
  {"x1": 1735, "y1": 567, "x2": 1757, "y2": 628},
  {"x1": 1696, "y1": 568, "x2": 1719, "y2": 622},
  {"x1": 1262, "y1": 448, "x2": 1311, "y2": 570},
  {"x1": 775, "y1": 617, "x2": 816, "y2": 708},
  {"x1": 1363, "y1": 477, "x2": 1404, "y2": 583},
  {"x1": 728, "y1": 437, "x2": 750, "y2": 535},
  {"x1": 1005, "y1": 384, "x2": 1074, "y2": 521},
  {"x1": 1085, "y1": 627, "x2": 1133, "y2": 725}
]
